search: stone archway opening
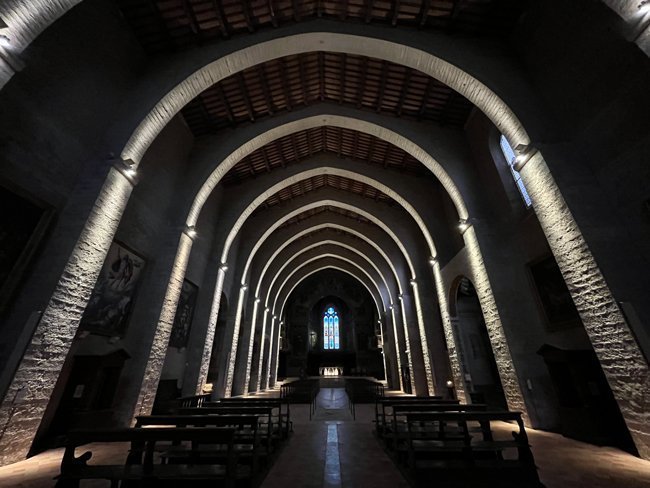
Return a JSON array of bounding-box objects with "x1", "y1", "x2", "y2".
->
[{"x1": 450, "y1": 276, "x2": 508, "y2": 410}]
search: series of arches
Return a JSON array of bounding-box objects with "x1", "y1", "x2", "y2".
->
[{"x1": 0, "y1": 5, "x2": 648, "y2": 466}]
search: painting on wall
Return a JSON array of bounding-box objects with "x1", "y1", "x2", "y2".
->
[
  {"x1": 529, "y1": 255, "x2": 582, "y2": 332},
  {"x1": 80, "y1": 241, "x2": 145, "y2": 336},
  {"x1": 169, "y1": 279, "x2": 199, "y2": 348}
]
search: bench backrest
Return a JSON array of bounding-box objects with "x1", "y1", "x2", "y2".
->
[
  {"x1": 134, "y1": 414, "x2": 259, "y2": 429},
  {"x1": 63, "y1": 427, "x2": 237, "y2": 471}
]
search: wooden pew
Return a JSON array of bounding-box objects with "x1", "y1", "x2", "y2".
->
[
  {"x1": 134, "y1": 414, "x2": 262, "y2": 473},
  {"x1": 55, "y1": 427, "x2": 237, "y2": 488},
  {"x1": 384, "y1": 403, "x2": 488, "y2": 451},
  {"x1": 374, "y1": 398, "x2": 451, "y2": 438},
  {"x1": 177, "y1": 393, "x2": 211, "y2": 408},
  {"x1": 206, "y1": 398, "x2": 291, "y2": 439},
  {"x1": 178, "y1": 406, "x2": 277, "y2": 453},
  {"x1": 404, "y1": 411, "x2": 543, "y2": 488}
]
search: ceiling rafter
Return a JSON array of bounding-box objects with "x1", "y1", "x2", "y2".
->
[
  {"x1": 120, "y1": 1, "x2": 524, "y2": 55},
  {"x1": 221, "y1": 125, "x2": 439, "y2": 187},
  {"x1": 210, "y1": 0, "x2": 230, "y2": 38}
]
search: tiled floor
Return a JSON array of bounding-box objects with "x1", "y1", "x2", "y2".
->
[{"x1": 1, "y1": 387, "x2": 650, "y2": 487}]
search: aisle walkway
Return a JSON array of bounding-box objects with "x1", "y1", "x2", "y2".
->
[{"x1": 261, "y1": 387, "x2": 409, "y2": 488}]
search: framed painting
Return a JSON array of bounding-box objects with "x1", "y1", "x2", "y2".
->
[
  {"x1": 169, "y1": 279, "x2": 199, "y2": 348},
  {"x1": 79, "y1": 241, "x2": 145, "y2": 336},
  {"x1": 528, "y1": 255, "x2": 581, "y2": 332}
]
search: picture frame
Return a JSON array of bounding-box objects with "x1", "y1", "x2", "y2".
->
[
  {"x1": 79, "y1": 241, "x2": 146, "y2": 336},
  {"x1": 528, "y1": 255, "x2": 581, "y2": 332},
  {"x1": 169, "y1": 279, "x2": 199, "y2": 348}
]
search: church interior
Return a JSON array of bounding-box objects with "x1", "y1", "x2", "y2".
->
[{"x1": 0, "y1": 0, "x2": 649, "y2": 486}]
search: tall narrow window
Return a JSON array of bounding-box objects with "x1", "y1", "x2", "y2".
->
[
  {"x1": 323, "y1": 306, "x2": 340, "y2": 350},
  {"x1": 499, "y1": 135, "x2": 532, "y2": 208}
]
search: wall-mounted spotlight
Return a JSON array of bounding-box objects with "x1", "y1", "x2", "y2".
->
[
  {"x1": 241, "y1": 284, "x2": 248, "y2": 291},
  {"x1": 265, "y1": 307, "x2": 270, "y2": 313},
  {"x1": 112, "y1": 157, "x2": 138, "y2": 184},
  {"x1": 639, "y1": 1, "x2": 650, "y2": 15},
  {"x1": 457, "y1": 219, "x2": 471, "y2": 235},
  {"x1": 513, "y1": 144, "x2": 538, "y2": 172},
  {"x1": 255, "y1": 297, "x2": 261, "y2": 304},
  {"x1": 428, "y1": 256, "x2": 438, "y2": 266},
  {"x1": 398, "y1": 294, "x2": 404, "y2": 301},
  {"x1": 220, "y1": 263, "x2": 229, "y2": 272},
  {"x1": 409, "y1": 279, "x2": 417, "y2": 287},
  {"x1": 388, "y1": 303, "x2": 394, "y2": 310},
  {"x1": 0, "y1": 35, "x2": 10, "y2": 49},
  {"x1": 273, "y1": 315, "x2": 277, "y2": 320},
  {"x1": 184, "y1": 225, "x2": 197, "y2": 239}
]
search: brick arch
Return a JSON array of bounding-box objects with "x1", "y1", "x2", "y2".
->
[
  {"x1": 264, "y1": 241, "x2": 393, "y2": 310},
  {"x1": 266, "y1": 258, "x2": 387, "y2": 389},
  {"x1": 254, "y1": 223, "x2": 405, "y2": 299},
  {"x1": 222, "y1": 249, "x2": 387, "y2": 397},
  {"x1": 244, "y1": 220, "x2": 409, "y2": 395},
  {"x1": 222, "y1": 165, "x2": 437, "y2": 282},
  {"x1": 235, "y1": 236, "x2": 397, "y2": 394},
  {"x1": 217, "y1": 196, "x2": 431, "y2": 395}
]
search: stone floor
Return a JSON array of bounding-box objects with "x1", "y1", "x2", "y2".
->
[{"x1": 1, "y1": 386, "x2": 649, "y2": 487}]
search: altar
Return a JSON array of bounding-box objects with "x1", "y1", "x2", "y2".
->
[{"x1": 319, "y1": 366, "x2": 343, "y2": 376}]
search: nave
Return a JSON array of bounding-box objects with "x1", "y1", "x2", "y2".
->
[
  {"x1": 1, "y1": 0, "x2": 650, "y2": 484},
  {"x1": 1, "y1": 379, "x2": 650, "y2": 488}
]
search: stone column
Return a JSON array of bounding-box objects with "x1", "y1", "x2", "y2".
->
[
  {"x1": 410, "y1": 281, "x2": 437, "y2": 395},
  {"x1": 269, "y1": 316, "x2": 281, "y2": 388},
  {"x1": 194, "y1": 265, "x2": 228, "y2": 394},
  {"x1": 243, "y1": 299, "x2": 261, "y2": 393},
  {"x1": 462, "y1": 224, "x2": 528, "y2": 418},
  {"x1": 0, "y1": 165, "x2": 135, "y2": 465},
  {"x1": 399, "y1": 294, "x2": 431, "y2": 396},
  {"x1": 389, "y1": 307, "x2": 404, "y2": 392},
  {"x1": 133, "y1": 230, "x2": 196, "y2": 416},
  {"x1": 397, "y1": 300, "x2": 419, "y2": 394},
  {"x1": 431, "y1": 260, "x2": 467, "y2": 403},
  {"x1": 224, "y1": 286, "x2": 248, "y2": 397},
  {"x1": 519, "y1": 150, "x2": 650, "y2": 458},
  {"x1": 256, "y1": 309, "x2": 270, "y2": 391}
]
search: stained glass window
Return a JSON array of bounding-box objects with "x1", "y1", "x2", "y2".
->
[{"x1": 323, "y1": 306, "x2": 340, "y2": 350}]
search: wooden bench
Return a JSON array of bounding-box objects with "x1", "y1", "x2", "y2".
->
[
  {"x1": 206, "y1": 398, "x2": 291, "y2": 439},
  {"x1": 134, "y1": 414, "x2": 262, "y2": 473},
  {"x1": 54, "y1": 427, "x2": 237, "y2": 488},
  {"x1": 385, "y1": 403, "x2": 488, "y2": 450},
  {"x1": 403, "y1": 411, "x2": 544, "y2": 487},
  {"x1": 374, "y1": 397, "x2": 448, "y2": 435},
  {"x1": 177, "y1": 393, "x2": 211, "y2": 408},
  {"x1": 178, "y1": 406, "x2": 277, "y2": 453}
]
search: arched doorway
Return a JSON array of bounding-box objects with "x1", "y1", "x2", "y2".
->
[{"x1": 451, "y1": 276, "x2": 508, "y2": 410}]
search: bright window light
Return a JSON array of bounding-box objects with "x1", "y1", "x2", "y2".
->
[{"x1": 500, "y1": 135, "x2": 532, "y2": 208}]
